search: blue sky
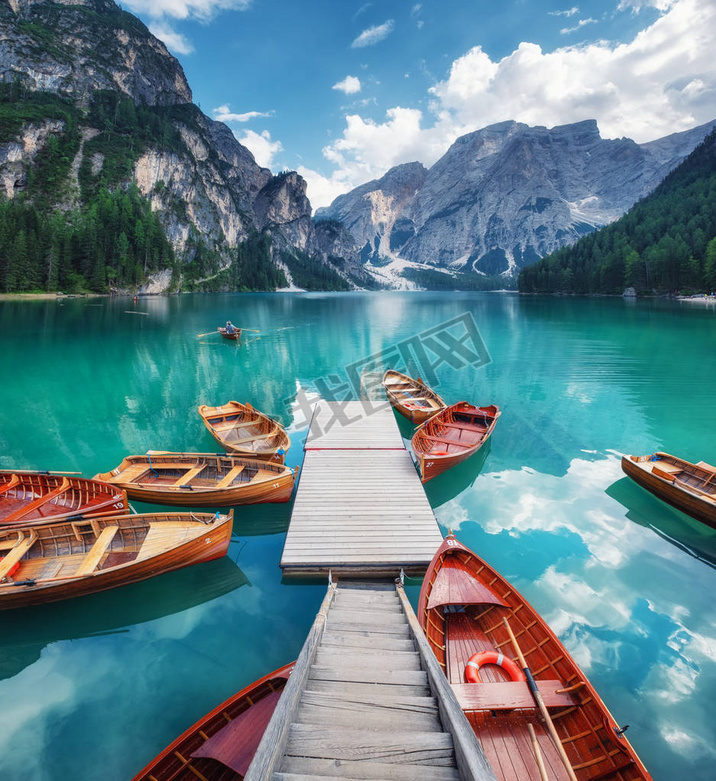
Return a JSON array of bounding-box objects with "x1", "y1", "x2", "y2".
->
[{"x1": 121, "y1": 0, "x2": 716, "y2": 207}]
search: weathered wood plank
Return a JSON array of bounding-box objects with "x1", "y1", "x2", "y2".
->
[
  {"x1": 284, "y1": 724, "x2": 455, "y2": 765},
  {"x1": 321, "y1": 633, "x2": 416, "y2": 652},
  {"x1": 395, "y1": 583, "x2": 498, "y2": 781},
  {"x1": 308, "y1": 679, "x2": 432, "y2": 698},
  {"x1": 314, "y1": 648, "x2": 423, "y2": 672},
  {"x1": 295, "y1": 699, "x2": 441, "y2": 732},
  {"x1": 309, "y1": 665, "x2": 428, "y2": 687},
  {"x1": 275, "y1": 757, "x2": 461, "y2": 780}
]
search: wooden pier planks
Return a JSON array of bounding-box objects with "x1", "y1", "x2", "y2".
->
[
  {"x1": 245, "y1": 580, "x2": 497, "y2": 781},
  {"x1": 281, "y1": 402, "x2": 443, "y2": 575}
]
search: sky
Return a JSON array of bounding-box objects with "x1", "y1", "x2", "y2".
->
[{"x1": 118, "y1": 0, "x2": 716, "y2": 209}]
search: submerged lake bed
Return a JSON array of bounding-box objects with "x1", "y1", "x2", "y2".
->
[{"x1": 0, "y1": 291, "x2": 715, "y2": 780}]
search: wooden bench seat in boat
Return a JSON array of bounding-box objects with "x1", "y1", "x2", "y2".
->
[
  {"x1": 215, "y1": 465, "x2": 246, "y2": 489},
  {"x1": 425, "y1": 435, "x2": 473, "y2": 448},
  {"x1": 230, "y1": 428, "x2": 278, "y2": 446},
  {"x1": 0, "y1": 474, "x2": 20, "y2": 495},
  {"x1": 697, "y1": 461, "x2": 716, "y2": 472},
  {"x1": 173, "y1": 466, "x2": 206, "y2": 487},
  {"x1": 3, "y1": 478, "x2": 70, "y2": 522},
  {"x1": 0, "y1": 533, "x2": 22, "y2": 551},
  {"x1": 0, "y1": 531, "x2": 37, "y2": 580},
  {"x1": 451, "y1": 680, "x2": 576, "y2": 712},
  {"x1": 75, "y1": 525, "x2": 119, "y2": 576},
  {"x1": 651, "y1": 462, "x2": 682, "y2": 474}
]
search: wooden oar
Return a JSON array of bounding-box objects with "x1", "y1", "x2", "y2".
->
[
  {"x1": 0, "y1": 469, "x2": 82, "y2": 475},
  {"x1": 197, "y1": 330, "x2": 221, "y2": 338},
  {"x1": 503, "y1": 616, "x2": 578, "y2": 781},
  {"x1": 527, "y1": 723, "x2": 549, "y2": 781}
]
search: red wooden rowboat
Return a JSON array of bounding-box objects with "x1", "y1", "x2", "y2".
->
[
  {"x1": 0, "y1": 511, "x2": 232, "y2": 610},
  {"x1": 621, "y1": 453, "x2": 716, "y2": 529},
  {"x1": 419, "y1": 535, "x2": 651, "y2": 781},
  {"x1": 0, "y1": 471, "x2": 127, "y2": 529},
  {"x1": 412, "y1": 402, "x2": 500, "y2": 483},
  {"x1": 133, "y1": 662, "x2": 294, "y2": 780}
]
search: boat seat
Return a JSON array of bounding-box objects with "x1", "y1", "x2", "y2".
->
[
  {"x1": 0, "y1": 530, "x2": 38, "y2": 580},
  {"x1": 216, "y1": 465, "x2": 246, "y2": 488},
  {"x1": 652, "y1": 466, "x2": 677, "y2": 482},
  {"x1": 0, "y1": 474, "x2": 20, "y2": 495},
  {"x1": 451, "y1": 680, "x2": 576, "y2": 711},
  {"x1": 425, "y1": 435, "x2": 472, "y2": 448},
  {"x1": 75, "y1": 526, "x2": 119, "y2": 576},
  {"x1": 3, "y1": 478, "x2": 70, "y2": 522},
  {"x1": 0, "y1": 533, "x2": 22, "y2": 551},
  {"x1": 651, "y1": 462, "x2": 682, "y2": 474},
  {"x1": 173, "y1": 465, "x2": 206, "y2": 487}
]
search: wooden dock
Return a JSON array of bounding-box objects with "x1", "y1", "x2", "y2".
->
[
  {"x1": 280, "y1": 401, "x2": 444, "y2": 576},
  {"x1": 245, "y1": 579, "x2": 497, "y2": 780}
]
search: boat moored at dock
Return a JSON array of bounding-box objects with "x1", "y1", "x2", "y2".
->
[
  {"x1": 419, "y1": 534, "x2": 652, "y2": 781},
  {"x1": 382, "y1": 368, "x2": 447, "y2": 424},
  {"x1": 94, "y1": 452, "x2": 297, "y2": 506}
]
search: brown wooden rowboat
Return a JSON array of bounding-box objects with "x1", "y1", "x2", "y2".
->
[
  {"x1": 219, "y1": 326, "x2": 241, "y2": 341},
  {"x1": 0, "y1": 510, "x2": 233, "y2": 610},
  {"x1": 412, "y1": 401, "x2": 500, "y2": 483},
  {"x1": 94, "y1": 452, "x2": 297, "y2": 507},
  {"x1": 621, "y1": 452, "x2": 716, "y2": 529},
  {"x1": 419, "y1": 535, "x2": 651, "y2": 781},
  {"x1": 0, "y1": 471, "x2": 127, "y2": 529},
  {"x1": 133, "y1": 662, "x2": 294, "y2": 780},
  {"x1": 198, "y1": 402, "x2": 290, "y2": 463},
  {"x1": 382, "y1": 369, "x2": 447, "y2": 424}
]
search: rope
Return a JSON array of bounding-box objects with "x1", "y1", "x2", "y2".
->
[{"x1": 147, "y1": 452, "x2": 159, "y2": 477}]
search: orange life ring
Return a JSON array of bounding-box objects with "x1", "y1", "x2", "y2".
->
[
  {"x1": 0, "y1": 558, "x2": 20, "y2": 580},
  {"x1": 432, "y1": 450, "x2": 449, "y2": 456},
  {"x1": 465, "y1": 651, "x2": 526, "y2": 684}
]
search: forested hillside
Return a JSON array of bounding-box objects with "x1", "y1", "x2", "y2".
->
[{"x1": 518, "y1": 130, "x2": 716, "y2": 295}]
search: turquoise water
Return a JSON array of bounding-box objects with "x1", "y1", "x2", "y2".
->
[{"x1": 0, "y1": 292, "x2": 715, "y2": 780}]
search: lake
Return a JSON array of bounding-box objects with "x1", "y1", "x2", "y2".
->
[{"x1": 0, "y1": 292, "x2": 715, "y2": 780}]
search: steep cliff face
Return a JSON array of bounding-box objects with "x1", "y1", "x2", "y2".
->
[
  {"x1": 320, "y1": 118, "x2": 716, "y2": 282},
  {"x1": 0, "y1": 0, "x2": 362, "y2": 292}
]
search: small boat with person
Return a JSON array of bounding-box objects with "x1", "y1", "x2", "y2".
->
[
  {"x1": 382, "y1": 369, "x2": 447, "y2": 424},
  {"x1": 419, "y1": 534, "x2": 652, "y2": 781},
  {"x1": 621, "y1": 452, "x2": 716, "y2": 529},
  {"x1": 411, "y1": 401, "x2": 500, "y2": 482},
  {"x1": 0, "y1": 471, "x2": 127, "y2": 529},
  {"x1": 94, "y1": 452, "x2": 297, "y2": 506},
  {"x1": 0, "y1": 510, "x2": 233, "y2": 610},
  {"x1": 198, "y1": 401, "x2": 290, "y2": 463},
  {"x1": 132, "y1": 662, "x2": 294, "y2": 780},
  {"x1": 218, "y1": 322, "x2": 241, "y2": 340}
]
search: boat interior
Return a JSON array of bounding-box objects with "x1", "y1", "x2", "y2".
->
[
  {"x1": 418, "y1": 406, "x2": 496, "y2": 456},
  {"x1": 113, "y1": 458, "x2": 286, "y2": 489},
  {"x1": 632, "y1": 455, "x2": 716, "y2": 498}
]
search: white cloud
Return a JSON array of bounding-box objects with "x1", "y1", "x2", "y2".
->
[
  {"x1": 332, "y1": 75, "x2": 362, "y2": 95},
  {"x1": 619, "y1": 0, "x2": 677, "y2": 11},
  {"x1": 351, "y1": 19, "x2": 395, "y2": 48},
  {"x1": 148, "y1": 22, "x2": 194, "y2": 54},
  {"x1": 237, "y1": 129, "x2": 283, "y2": 169},
  {"x1": 312, "y1": 0, "x2": 716, "y2": 208},
  {"x1": 213, "y1": 104, "x2": 274, "y2": 123},
  {"x1": 560, "y1": 17, "x2": 598, "y2": 34},
  {"x1": 123, "y1": 0, "x2": 251, "y2": 21},
  {"x1": 549, "y1": 6, "x2": 579, "y2": 16}
]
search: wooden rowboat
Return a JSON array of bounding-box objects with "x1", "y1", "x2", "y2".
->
[
  {"x1": 0, "y1": 510, "x2": 232, "y2": 610},
  {"x1": 412, "y1": 402, "x2": 500, "y2": 483},
  {"x1": 0, "y1": 471, "x2": 127, "y2": 529},
  {"x1": 198, "y1": 402, "x2": 290, "y2": 463},
  {"x1": 219, "y1": 326, "x2": 241, "y2": 341},
  {"x1": 622, "y1": 452, "x2": 716, "y2": 529},
  {"x1": 382, "y1": 369, "x2": 447, "y2": 424},
  {"x1": 419, "y1": 535, "x2": 651, "y2": 781},
  {"x1": 133, "y1": 662, "x2": 294, "y2": 780},
  {"x1": 94, "y1": 452, "x2": 297, "y2": 507}
]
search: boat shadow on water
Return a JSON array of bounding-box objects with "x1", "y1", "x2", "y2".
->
[
  {"x1": 0, "y1": 556, "x2": 249, "y2": 681},
  {"x1": 422, "y1": 440, "x2": 492, "y2": 509},
  {"x1": 606, "y1": 477, "x2": 716, "y2": 569}
]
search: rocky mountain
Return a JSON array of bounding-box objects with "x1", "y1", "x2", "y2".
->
[
  {"x1": 318, "y1": 118, "x2": 716, "y2": 285},
  {"x1": 0, "y1": 0, "x2": 365, "y2": 293}
]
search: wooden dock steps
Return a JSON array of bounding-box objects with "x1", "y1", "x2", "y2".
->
[{"x1": 245, "y1": 580, "x2": 498, "y2": 781}]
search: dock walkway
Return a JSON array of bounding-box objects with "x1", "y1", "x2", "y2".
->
[
  {"x1": 280, "y1": 401, "x2": 444, "y2": 576},
  {"x1": 245, "y1": 579, "x2": 497, "y2": 780}
]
